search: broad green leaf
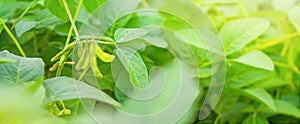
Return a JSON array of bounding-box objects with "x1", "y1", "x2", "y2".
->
[
  {"x1": 175, "y1": 29, "x2": 206, "y2": 50},
  {"x1": 15, "y1": 20, "x2": 36, "y2": 37},
  {"x1": 242, "y1": 116, "x2": 269, "y2": 124},
  {"x1": 259, "y1": 100, "x2": 300, "y2": 118},
  {"x1": 43, "y1": 76, "x2": 121, "y2": 107},
  {"x1": 220, "y1": 18, "x2": 270, "y2": 54},
  {"x1": 289, "y1": 7, "x2": 300, "y2": 35},
  {"x1": 0, "y1": 0, "x2": 16, "y2": 19},
  {"x1": 0, "y1": 50, "x2": 44, "y2": 86},
  {"x1": 274, "y1": 100, "x2": 300, "y2": 118},
  {"x1": 114, "y1": 28, "x2": 149, "y2": 43},
  {"x1": 44, "y1": 0, "x2": 77, "y2": 22},
  {"x1": 116, "y1": 47, "x2": 150, "y2": 88},
  {"x1": 241, "y1": 88, "x2": 276, "y2": 111},
  {"x1": 139, "y1": 36, "x2": 168, "y2": 48},
  {"x1": 83, "y1": 0, "x2": 108, "y2": 13},
  {"x1": 234, "y1": 51, "x2": 274, "y2": 71},
  {"x1": 99, "y1": 0, "x2": 141, "y2": 30}
]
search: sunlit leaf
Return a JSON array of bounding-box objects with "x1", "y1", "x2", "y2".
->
[
  {"x1": 234, "y1": 51, "x2": 274, "y2": 71},
  {"x1": 220, "y1": 18, "x2": 270, "y2": 54}
]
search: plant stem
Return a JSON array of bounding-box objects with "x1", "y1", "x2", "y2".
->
[
  {"x1": 238, "y1": 1, "x2": 249, "y2": 18},
  {"x1": 62, "y1": 0, "x2": 79, "y2": 37},
  {"x1": 65, "y1": 0, "x2": 83, "y2": 46},
  {"x1": 56, "y1": 0, "x2": 83, "y2": 77},
  {"x1": 210, "y1": 4, "x2": 227, "y2": 23},
  {"x1": 256, "y1": 33, "x2": 298, "y2": 50},
  {"x1": 0, "y1": 18, "x2": 26, "y2": 57},
  {"x1": 13, "y1": 0, "x2": 39, "y2": 28},
  {"x1": 213, "y1": 115, "x2": 220, "y2": 124},
  {"x1": 141, "y1": 0, "x2": 150, "y2": 8}
]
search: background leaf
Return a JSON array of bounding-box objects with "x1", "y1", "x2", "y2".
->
[
  {"x1": 114, "y1": 28, "x2": 149, "y2": 43},
  {"x1": 241, "y1": 88, "x2": 276, "y2": 111},
  {"x1": 44, "y1": 0, "x2": 77, "y2": 22},
  {"x1": 43, "y1": 76, "x2": 121, "y2": 107},
  {"x1": 0, "y1": 0, "x2": 16, "y2": 20},
  {"x1": 116, "y1": 47, "x2": 150, "y2": 88},
  {"x1": 220, "y1": 18, "x2": 270, "y2": 54},
  {"x1": 234, "y1": 51, "x2": 274, "y2": 71},
  {"x1": 15, "y1": 20, "x2": 36, "y2": 37},
  {"x1": 0, "y1": 50, "x2": 44, "y2": 86}
]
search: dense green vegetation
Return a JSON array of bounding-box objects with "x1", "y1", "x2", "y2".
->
[{"x1": 0, "y1": 0, "x2": 299, "y2": 123}]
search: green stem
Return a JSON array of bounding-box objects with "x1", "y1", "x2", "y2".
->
[
  {"x1": 13, "y1": 0, "x2": 39, "y2": 28},
  {"x1": 65, "y1": 0, "x2": 83, "y2": 46},
  {"x1": 213, "y1": 115, "x2": 220, "y2": 124},
  {"x1": 238, "y1": 1, "x2": 249, "y2": 18},
  {"x1": 256, "y1": 33, "x2": 298, "y2": 50},
  {"x1": 62, "y1": 0, "x2": 79, "y2": 37},
  {"x1": 33, "y1": 29, "x2": 38, "y2": 52},
  {"x1": 56, "y1": 0, "x2": 83, "y2": 77},
  {"x1": 141, "y1": 0, "x2": 150, "y2": 8},
  {"x1": 0, "y1": 18, "x2": 26, "y2": 57}
]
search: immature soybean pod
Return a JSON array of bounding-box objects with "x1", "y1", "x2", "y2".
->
[
  {"x1": 95, "y1": 44, "x2": 115, "y2": 62},
  {"x1": 90, "y1": 41, "x2": 103, "y2": 78},
  {"x1": 75, "y1": 41, "x2": 89, "y2": 70}
]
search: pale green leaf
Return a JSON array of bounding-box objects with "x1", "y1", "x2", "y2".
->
[
  {"x1": 15, "y1": 20, "x2": 36, "y2": 37},
  {"x1": 0, "y1": 50, "x2": 44, "y2": 86},
  {"x1": 234, "y1": 51, "x2": 274, "y2": 71},
  {"x1": 220, "y1": 18, "x2": 270, "y2": 54},
  {"x1": 43, "y1": 76, "x2": 121, "y2": 107},
  {"x1": 241, "y1": 88, "x2": 276, "y2": 111},
  {"x1": 114, "y1": 28, "x2": 148, "y2": 43},
  {"x1": 116, "y1": 47, "x2": 150, "y2": 88},
  {"x1": 139, "y1": 36, "x2": 168, "y2": 48}
]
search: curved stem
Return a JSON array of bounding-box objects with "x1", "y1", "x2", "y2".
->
[{"x1": 0, "y1": 18, "x2": 26, "y2": 57}]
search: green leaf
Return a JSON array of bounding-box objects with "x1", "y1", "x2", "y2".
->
[
  {"x1": 44, "y1": 0, "x2": 77, "y2": 22},
  {"x1": 114, "y1": 28, "x2": 149, "y2": 43},
  {"x1": 241, "y1": 88, "x2": 276, "y2": 111},
  {"x1": 259, "y1": 100, "x2": 300, "y2": 118},
  {"x1": 0, "y1": 0, "x2": 16, "y2": 19},
  {"x1": 273, "y1": 100, "x2": 300, "y2": 118},
  {"x1": 15, "y1": 20, "x2": 36, "y2": 37},
  {"x1": 43, "y1": 76, "x2": 121, "y2": 107},
  {"x1": 289, "y1": 7, "x2": 300, "y2": 35},
  {"x1": 220, "y1": 18, "x2": 270, "y2": 54},
  {"x1": 242, "y1": 116, "x2": 269, "y2": 124},
  {"x1": 99, "y1": 0, "x2": 141, "y2": 30},
  {"x1": 83, "y1": 0, "x2": 108, "y2": 13},
  {"x1": 0, "y1": 50, "x2": 44, "y2": 86},
  {"x1": 234, "y1": 51, "x2": 274, "y2": 71},
  {"x1": 139, "y1": 36, "x2": 168, "y2": 48},
  {"x1": 116, "y1": 47, "x2": 150, "y2": 88}
]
